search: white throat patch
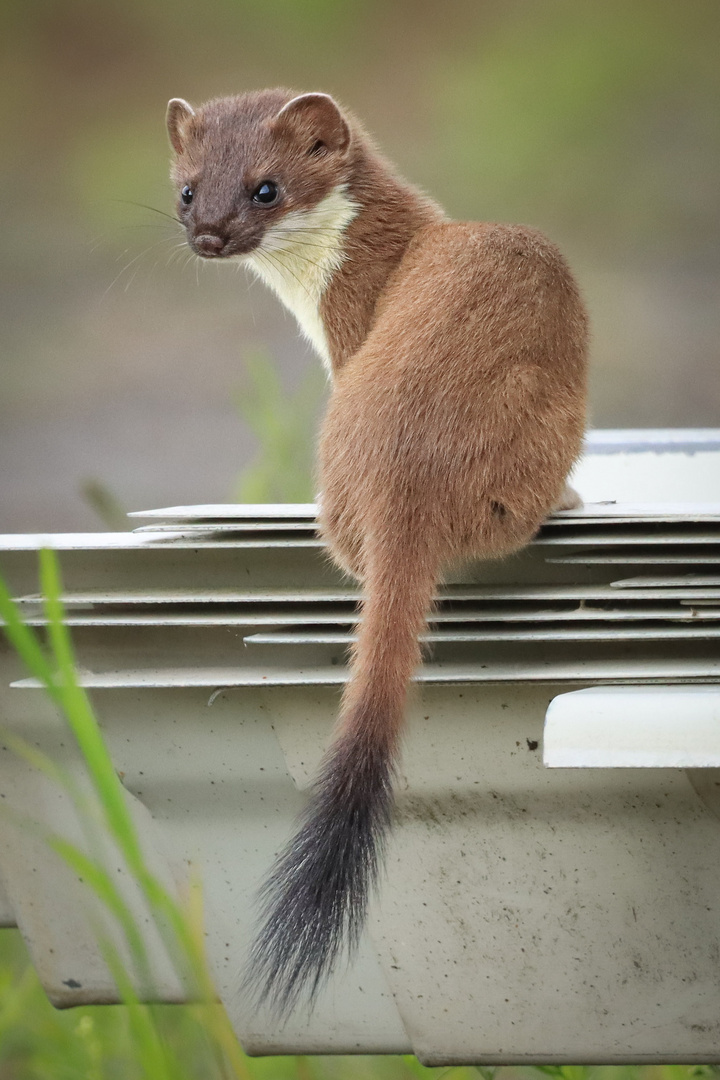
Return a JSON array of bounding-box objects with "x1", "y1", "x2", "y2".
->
[{"x1": 245, "y1": 184, "x2": 358, "y2": 373}]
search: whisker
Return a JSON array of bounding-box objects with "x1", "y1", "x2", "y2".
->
[
  {"x1": 176, "y1": 248, "x2": 195, "y2": 275},
  {"x1": 260, "y1": 244, "x2": 330, "y2": 274},
  {"x1": 260, "y1": 249, "x2": 315, "y2": 302},
  {"x1": 280, "y1": 201, "x2": 356, "y2": 222},
  {"x1": 164, "y1": 242, "x2": 190, "y2": 269},
  {"x1": 123, "y1": 264, "x2": 142, "y2": 292},
  {"x1": 265, "y1": 236, "x2": 341, "y2": 253},
  {"x1": 251, "y1": 249, "x2": 275, "y2": 279},
  {"x1": 102, "y1": 259, "x2": 137, "y2": 299},
  {"x1": 268, "y1": 226, "x2": 340, "y2": 237},
  {"x1": 112, "y1": 198, "x2": 183, "y2": 227},
  {"x1": 282, "y1": 246, "x2": 339, "y2": 275},
  {"x1": 268, "y1": 225, "x2": 339, "y2": 236},
  {"x1": 252, "y1": 249, "x2": 292, "y2": 295},
  {"x1": 115, "y1": 223, "x2": 181, "y2": 233},
  {"x1": 264, "y1": 234, "x2": 339, "y2": 256},
  {"x1": 102, "y1": 235, "x2": 182, "y2": 298}
]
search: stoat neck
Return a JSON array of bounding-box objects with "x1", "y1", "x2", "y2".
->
[{"x1": 320, "y1": 151, "x2": 445, "y2": 374}]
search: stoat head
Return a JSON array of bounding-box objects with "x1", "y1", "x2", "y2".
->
[{"x1": 166, "y1": 89, "x2": 354, "y2": 260}]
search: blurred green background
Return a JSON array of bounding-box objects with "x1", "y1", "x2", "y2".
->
[{"x1": 1, "y1": 0, "x2": 719, "y2": 531}]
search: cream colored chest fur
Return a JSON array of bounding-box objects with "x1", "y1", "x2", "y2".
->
[{"x1": 245, "y1": 185, "x2": 358, "y2": 373}]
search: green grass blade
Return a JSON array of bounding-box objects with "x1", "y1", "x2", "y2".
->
[
  {"x1": 45, "y1": 836, "x2": 150, "y2": 979},
  {"x1": 1, "y1": 555, "x2": 250, "y2": 1074},
  {"x1": 36, "y1": 551, "x2": 202, "y2": 991},
  {"x1": 38, "y1": 549, "x2": 145, "y2": 865},
  {"x1": 102, "y1": 945, "x2": 178, "y2": 1080},
  {"x1": 0, "y1": 575, "x2": 59, "y2": 699}
]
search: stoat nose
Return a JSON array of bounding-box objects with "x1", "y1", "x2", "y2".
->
[{"x1": 194, "y1": 233, "x2": 226, "y2": 257}]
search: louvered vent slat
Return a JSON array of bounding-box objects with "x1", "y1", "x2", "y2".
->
[{"x1": 5, "y1": 501, "x2": 720, "y2": 690}]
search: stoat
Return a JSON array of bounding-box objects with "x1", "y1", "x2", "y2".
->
[{"x1": 166, "y1": 88, "x2": 588, "y2": 1013}]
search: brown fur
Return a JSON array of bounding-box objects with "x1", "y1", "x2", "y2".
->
[{"x1": 167, "y1": 89, "x2": 589, "y2": 1011}]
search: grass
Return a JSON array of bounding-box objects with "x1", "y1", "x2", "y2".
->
[
  {"x1": 233, "y1": 348, "x2": 326, "y2": 504},
  {"x1": 0, "y1": 551, "x2": 251, "y2": 1079},
  {"x1": 1, "y1": 930, "x2": 719, "y2": 1080}
]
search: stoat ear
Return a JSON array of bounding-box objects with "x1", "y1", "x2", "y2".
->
[
  {"x1": 166, "y1": 98, "x2": 196, "y2": 154},
  {"x1": 273, "y1": 93, "x2": 350, "y2": 156}
]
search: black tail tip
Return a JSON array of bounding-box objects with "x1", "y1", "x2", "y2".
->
[{"x1": 243, "y1": 733, "x2": 396, "y2": 1016}]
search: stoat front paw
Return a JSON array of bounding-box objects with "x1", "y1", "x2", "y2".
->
[{"x1": 553, "y1": 483, "x2": 583, "y2": 512}]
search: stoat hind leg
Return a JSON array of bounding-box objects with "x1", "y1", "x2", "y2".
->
[
  {"x1": 553, "y1": 482, "x2": 583, "y2": 512},
  {"x1": 317, "y1": 502, "x2": 366, "y2": 583}
]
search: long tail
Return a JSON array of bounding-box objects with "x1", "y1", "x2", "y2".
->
[{"x1": 245, "y1": 534, "x2": 438, "y2": 1014}]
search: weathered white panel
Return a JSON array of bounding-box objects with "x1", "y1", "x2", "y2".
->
[
  {"x1": 545, "y1": 685, "x2": 720, "y2": 767},
  {"x1": 271, "y1": 685, "x2": 720, "y2": 1064},
  {"x1": 572, "y1": 430, "x2": 720, "y2": 503}
]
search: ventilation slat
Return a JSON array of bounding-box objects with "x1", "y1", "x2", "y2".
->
[
  {"x1": 129, "y1": 500, "x2": 720, "y2": 524},
  {"x1": 14, "y1": 583, "x2": 720, "y2": 607},
  {"x1": 611, "y1": 575, "x2": 720, "y2": 588},
  {"x1": 128, "y1": 503, "x2": 318, "y2": 521},
  {"x1": 12, "y1": 655, "x2": 720, "y2": 689},
  {"x1": 4, "y1": 499, "x2": 720, "y2": 689},
  {"x1": 11, "y1": 603, "x2": 720, "y2": 628},
  {"x1": 244, "y1": 625, "x2": 720, "y2": 645},
  {"x1": 548, "y1": 552, "x2": 720, "y2": 564},
  {"x1": 132, "y1": 522, "x2": 319, "y2": 534}
]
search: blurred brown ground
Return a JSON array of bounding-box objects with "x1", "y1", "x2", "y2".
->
[{"x1": 1, "y1": 0, "x2": 718, "y2": 531}]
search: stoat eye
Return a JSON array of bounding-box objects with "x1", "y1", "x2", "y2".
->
[
  {"x1": 252, "y1": 181, "x2": 279, "y2": 205},
  {"x1": 181, "y1": 185, "x2": 193, "y2": 205}
]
